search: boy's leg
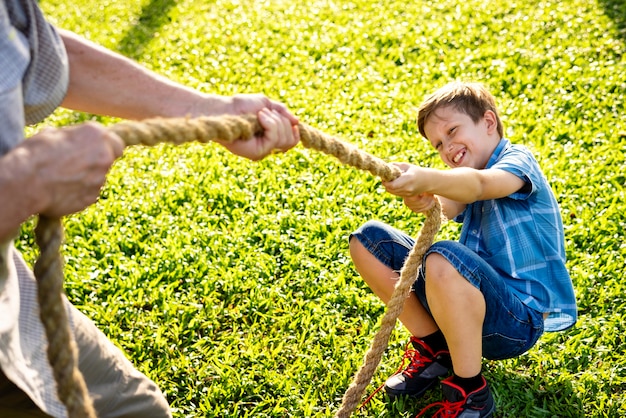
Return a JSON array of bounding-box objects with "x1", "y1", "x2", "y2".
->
[
  {"x1": 423, "y1": 252, "x2": 484, "y2": 378},
  {"x1": 415, "y1": 240, "x2": 545, "y2": 362},
  {"x1": 412, "y1": 241, "x2": 545, "y2": 417},
  {"x1": 414, "y1": 247, "x2": 491, "y2": 417},
  {"x1": 349, "y1": 220, "x2": 451, "y2": 398},
  {"x1": 349, "y1": 237, "x2": 438, "y2": 336},
  {"x1": 71, "y1": 305, "x2": 172, "y2": 418}
]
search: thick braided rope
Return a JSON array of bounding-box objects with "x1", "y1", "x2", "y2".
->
[
  {"x1": 110, "y1": 114, "x2": 402, "y2": 182},
  {"x1": 24, "y1": 114, "x2": 441, "y2": 418},
  {"x1": 34, "y1": 216, "x2": 97, "y2": 418},
  {"x1": 333, "y1": 200, "x2": 441, "y2": 418}
]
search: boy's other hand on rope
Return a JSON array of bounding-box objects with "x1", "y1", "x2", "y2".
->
[
  {"x1": 401, "y1": 193, "x2": 437, "y2": 214},
  {"x1": 213, "y1": 94, "x2": 300, "y2": 161},
  {"x1": 382, "y1": 162, "x2": 462, "y2": 219},
  {"x1": 23, "y1": 123, "x2": 124, "y2": 218},
  {"x1": 382, "y1": 162, "x2": 436, "y2": 214}
]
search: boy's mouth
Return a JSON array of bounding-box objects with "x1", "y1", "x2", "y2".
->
[{"x1": 452, "y1": 149, "x2": 466, "y2": 164}]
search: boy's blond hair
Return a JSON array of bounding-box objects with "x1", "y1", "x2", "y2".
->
[{"x1": 417, "y1": 81, "x2": 504, "y2": 139}]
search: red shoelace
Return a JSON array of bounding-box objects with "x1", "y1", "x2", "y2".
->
[
  {"x1": 358, "y1": 337, "x2": 435, "y2": 410},
  {"x1": 415, "y1": 399, "x2": 465, "y2": 417}
]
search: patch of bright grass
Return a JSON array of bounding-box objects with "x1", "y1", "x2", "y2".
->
[{"x1": 17, "y1": 0, "x2": 626, "y2": 416}]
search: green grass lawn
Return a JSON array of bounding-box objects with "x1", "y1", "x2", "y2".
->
[{"x1": 18, "y1": 0, "x2": 626, "y2": 416}]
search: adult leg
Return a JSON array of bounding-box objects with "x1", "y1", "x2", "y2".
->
[
  {"x1": 71, "y1": 306, "x2": 172, "y2": 418},
  {"x1": 5, "y1": 247, "x2": 171, "y2": 418},
  {"x1": 0, "y1": 369, "x2": 52, "y2": 418},
  {"x1": 0, "y1": 305, "x2": 172, "y2": 418}
]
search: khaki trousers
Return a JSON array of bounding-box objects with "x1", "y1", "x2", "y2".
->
[{"x1": 0, "y1": 305, "x2": 171, "y2": 418}]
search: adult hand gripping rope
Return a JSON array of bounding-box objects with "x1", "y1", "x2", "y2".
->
[{"x1": 0, "y1": 114, "x2": 443, "y2": 418}]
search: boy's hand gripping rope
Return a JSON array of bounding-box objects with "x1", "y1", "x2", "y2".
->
[{"x1": 7, "y1": 114, "x2": 443, "y2": 418}]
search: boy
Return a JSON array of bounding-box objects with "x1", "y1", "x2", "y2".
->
[{"x1": 349, "y1": 81, "x2": 577, "y2": 417}]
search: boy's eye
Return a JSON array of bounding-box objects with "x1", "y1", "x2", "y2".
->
[
  {"x1": 448, "y1": 127, "x2": 456, "y2": 134},
  {"x1": 435, "y1": 142, "x2": 442, "y2": 150}
]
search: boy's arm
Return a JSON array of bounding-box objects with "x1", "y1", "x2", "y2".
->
[
  {"x1": 384, "y1": 164, "x2": 525, "y2": 205},
  {"x1": 402, "y1": 194, "x2": 466, "y2": 219},
  {"x1": 438, "y1": 197, "x2": 467, "y2": 220}
]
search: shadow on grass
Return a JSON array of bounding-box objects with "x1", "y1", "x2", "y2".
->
[
  {"x1": 598, "y1": 0, "x2": 626, "y2": 39},
  {"x1": 116, "y1": 0, "x2": 178, "y2": 59},
  {"x1": 489, "y1": 372, "x2": 583, "y2": 418}
]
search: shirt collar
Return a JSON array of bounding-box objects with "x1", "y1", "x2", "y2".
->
[{"x1": 485, "y1": 138, "x2": 510, "y2": 169}]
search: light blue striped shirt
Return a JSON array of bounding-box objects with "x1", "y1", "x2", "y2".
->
[
  {"x1": 455, "y1": 138, "x2": 577, "y2": 331},
  {"x1": 0, "y1": 0, "x2": 68, "y2": 155},
  {"x1": 1, "y1": 1, "x2": 70, "y2": 416}
]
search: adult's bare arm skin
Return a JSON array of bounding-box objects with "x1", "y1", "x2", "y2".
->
[{"x1": 58, "y1": 30, "x2": 299, "y2": 159}]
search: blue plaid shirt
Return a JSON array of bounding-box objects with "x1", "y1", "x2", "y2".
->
[{"x1": 454, "y1": 138, "x2": 577, "y2": 331}]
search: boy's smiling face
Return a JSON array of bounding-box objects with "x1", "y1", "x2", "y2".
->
[{"x1": 423, "y1": 105, "x2": 500, "y2": 170}]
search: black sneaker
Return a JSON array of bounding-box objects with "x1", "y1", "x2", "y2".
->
[
  {"x1": 384, "y1": 336, "x2": 451, "y2": 398},
  {"x1": 416, "y1": 376, "x2": 496, "y2": 417}
]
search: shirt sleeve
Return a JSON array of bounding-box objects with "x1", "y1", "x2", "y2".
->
[
  {"x1": 491, "y1": 145, "x2": 544, "y2": 201},
  {"x1": 0, "y1": 2, "x2": 29, "y2": 155},
  {"x1": 0, "y1": 3, "x2": 30, "y2": 91}
]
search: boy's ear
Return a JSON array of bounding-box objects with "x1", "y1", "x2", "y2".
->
[{"x1": 483, "y1": 110, "x2": 498, "y2": 134}]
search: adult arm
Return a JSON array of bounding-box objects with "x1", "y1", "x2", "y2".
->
[
  {"x1": 59, "y1": 30, "x2": 299, "y2": 159},
  {"x1": 0, "y1": 28, "x2": 300, "y2": 241}
]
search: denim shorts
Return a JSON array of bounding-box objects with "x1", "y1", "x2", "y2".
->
[{"x1": 351, "y1": 220, "x2": 545, "y2": 360}]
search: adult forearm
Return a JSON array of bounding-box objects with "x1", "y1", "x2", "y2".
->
[
  {"x1": 57, "y1": 30, "x2": 300, "y2": 161},
  {"x1": 59, "y1": 30, "x2": 230, "y2": 120}
]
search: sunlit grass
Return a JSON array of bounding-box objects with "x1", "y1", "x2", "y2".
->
[{"x1": 18, "y1": 0, "x2": 626, "y2": 416}]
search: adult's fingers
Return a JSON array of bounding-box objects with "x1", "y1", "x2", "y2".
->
[
  {"x1": 104, "y1": 129, "x2": 125, "y2": 159},
  {"x1": 267, "y1": 100, "x2": 299, "y2": 125},
  {"x1": 258, "y1": 108, "x2": 299, "y2": 152}
]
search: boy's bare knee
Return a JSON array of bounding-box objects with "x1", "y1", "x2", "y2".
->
[
  {"x1": 424, "y1": 253, "x2": 452, "y2": 278},
  {"x1": 349, "y1": 237, "x2": 368, "y2": 261}
]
